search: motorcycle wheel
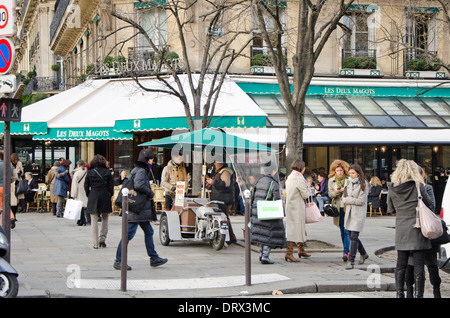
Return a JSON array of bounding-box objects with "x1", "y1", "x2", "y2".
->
[
  {"x1": 0, "y1": 273, "x2": 19, "y2": 298},
  {"x1": 159, "y1": 215, "x2": 171, "y2": 246},
  {"x1": 211, "y1": 232, "x2": 225, "y2": 251}
]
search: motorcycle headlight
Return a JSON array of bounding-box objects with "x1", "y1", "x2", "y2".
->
[{"x1": 0, "y1": 232, "x2": 9, "y2": 249}]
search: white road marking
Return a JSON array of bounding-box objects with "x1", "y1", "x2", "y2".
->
[{"x1": 68, "y1": 273, "x2": 290, "y2": 291}]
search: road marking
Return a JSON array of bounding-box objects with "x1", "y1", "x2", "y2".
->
[{"x1": 68, "y1": 273, "x2": 290, "y2": 291}]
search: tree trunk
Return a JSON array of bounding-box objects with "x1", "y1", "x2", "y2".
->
[{"x1": 285, "y1": 103, "x2": 304, "y2": 173}]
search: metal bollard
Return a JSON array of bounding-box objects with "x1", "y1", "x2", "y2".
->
[
  {"x1": 120, "y1": 188, "x2": 129, "y2": 292},
  {"x1": 244, "y1": 189, "x2": 251, "y2": 286}
]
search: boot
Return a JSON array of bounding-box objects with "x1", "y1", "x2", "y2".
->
[
  {"x1": 285, "y1": 242, "x2": 300, "y2": 262},
  {"x1": 260, "y1": 245, "x2": 274, "y2": 265},
  {"x1": 414, "y1": 272, "x2": 425, "y2": 298},
  {"x1": 428, "y1": 265, "x2": 442, "y2": 298},
  {"x1": 297, "y1": 242, "x2": 311, "y2": 258},
  {"x1": 395, "y1": 267, "x2": 406, "y2": 298}
]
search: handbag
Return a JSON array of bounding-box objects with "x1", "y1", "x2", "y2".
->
[
  {"x1": 257, "y1": 181, "x2": 285, "y2": 220},
  {"x1": 324, "y1": 203, "x2": 339, "y2": 217},
  {"x1": 431, "y1": 220, "x2": 450, "y2": 246},
  {"x1": 415, "y1": 186, "x2": 443, "y2": 240},
  {"x1": 16, "y1": 179, "x2": 30, "y2": 195},
  {"x1": 305, "y1": 196, "x2": 323, "y2": 224},
  {"x1": 63, "y1": 199, "x2": 83, "y2": 220},
  {"x1": 115, "y1": 173, "x2": 147, "y2": 213}
]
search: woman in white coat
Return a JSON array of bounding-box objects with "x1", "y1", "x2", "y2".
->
[
  {"x1": 285, "y1": 160, "x2": 312, "y2": 262},
  {"x1": 342, "y1": 164, "x2": 369, "y2": 269},
  {"x1": 71, "y1": 160, "x2": 88, "y2": 226}
]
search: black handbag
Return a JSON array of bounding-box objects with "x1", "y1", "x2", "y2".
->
[
  {"x1": 431, "y1": 220, "x2": 450, "y2": 246},
  {"x1": 323, "y1": 203, "x2": 339, "y2": 217},
  {"x1": 16, "y1": 179, "x2": 30, "y2": 195},
  {"x1": 115, "y1": 174, "x2": 147, "y2": 213}
]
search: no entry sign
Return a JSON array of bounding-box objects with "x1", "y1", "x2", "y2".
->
[
  {"x1": 0, "y1": 0, "x2": 14, "y2": 37},
  {"x1": 0, "y1": 37, "x2": 14, "y2": 74}
]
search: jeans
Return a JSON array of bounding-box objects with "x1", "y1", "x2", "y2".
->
[
  {"x1": 314, "y1": 196, "x2": 330, "y2": 212},
  {"x1": 115, "y1": 222, "x2": 159, "y2": 261},
  {"x1": 339, "y1": 207, "x2": 350, "y2": 255},
  {"x1": 348, "y1": 230, "x2": 367, "y2": 263}
]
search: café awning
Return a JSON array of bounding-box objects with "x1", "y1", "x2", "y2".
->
[{"x1": 19, "y1": 75, "x2": 266, "y2": 141}]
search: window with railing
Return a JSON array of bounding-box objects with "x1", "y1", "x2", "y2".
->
[
  {"x1": 342, "y1": 5, "x2": 377, "y2": 67},
  {"x1": 404, "y1": 7, "x2": 438, "y2": 70}
]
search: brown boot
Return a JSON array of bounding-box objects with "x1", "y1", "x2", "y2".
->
[
  {"x1": 298, "y1": 242, "x2": 311, "y2": 258},
  {"x1": 285, "y1": 242, "x2": 300, "y2": 262}
]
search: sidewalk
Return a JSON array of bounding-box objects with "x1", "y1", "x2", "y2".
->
[{"x1": 9, "y1": 212, "x2": 399, "y2": 298}]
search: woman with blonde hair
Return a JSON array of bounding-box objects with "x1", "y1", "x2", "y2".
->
[
  {"x1": 368, "y1": 176, "x2": 382, "y2": 213},
  {"x1": 388, "y1": 159, "x2": 433, "y2": 298},
  {"x1": 328, "y1": 159, "x2": 350, "y2": 261}
]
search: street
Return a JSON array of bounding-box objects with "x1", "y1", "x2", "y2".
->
[{"x1": 5, "y1": 211, "x2": 448, "y2": 298}]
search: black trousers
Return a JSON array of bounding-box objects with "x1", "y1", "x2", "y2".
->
[{"x1": 348, "y1": 230, "x2": 367, "y2": 263}]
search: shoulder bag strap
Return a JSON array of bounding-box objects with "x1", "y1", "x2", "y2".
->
[{"x1": 265, "y1": 181, "x2": 274, "y2": 201}]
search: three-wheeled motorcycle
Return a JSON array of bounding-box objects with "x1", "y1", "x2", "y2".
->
[
  {"x1": 159, "y1": 198, "x2": 229, "y2": 250},
  {"x1": 0, "y1": 225, "x2": 19, "y2": 298}
]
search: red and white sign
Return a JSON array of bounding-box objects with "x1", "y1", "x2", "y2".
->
[
  {"x1": 0, "y1": 0, "x2": 14, "y2": 37},
  {"x1": 0, "y1": 37, "x2": 15, "y2": 74}
]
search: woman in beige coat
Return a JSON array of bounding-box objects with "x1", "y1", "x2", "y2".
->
[
  {"x1": 71, "y1": 160, "x2": 88, "y2": 226},
  {"x1": 45, "y1": 161, "x2": 60, "y2": 215},
  {"x1": 342, "y1": 164, "x2": 369, "y2": 269},
  {"x1": 285, "y1": 160, "x2": 312, "y2": 262}
]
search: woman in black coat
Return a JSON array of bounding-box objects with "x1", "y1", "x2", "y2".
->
[
  {"x1": 113, "y1": 149, "x2": 167, "y2": 271},
  {"x1": 250, "y1": 170, "x2": 286, "y2": 264},
  {"x1": 84, "y1": 154, "x2": 114, "y2": 249}
]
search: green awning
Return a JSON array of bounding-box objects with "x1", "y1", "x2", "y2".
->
[
  {"x1": 0, "y1": 122, "x2": 48, "y2": 135},
  {"x1": 32, "y1": 127, "x2": 133, "y2": 141},
  {"x1": 114, "y1": 116, "x2": 266, "y2": 132},
  {"x1": 236, "y1": 82, "x2": 450, "y2": 98}
]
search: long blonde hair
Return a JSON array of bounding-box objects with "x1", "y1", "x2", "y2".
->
[{"x1": 390, "y1": 159, "x2": 423, "y2": 187}]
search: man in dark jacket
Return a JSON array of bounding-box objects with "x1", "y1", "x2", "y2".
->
[{"x1": 114, "y1": 149, "x2": 168, "y2": 270}]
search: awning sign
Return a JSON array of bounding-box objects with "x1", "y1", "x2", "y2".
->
[{"x1": 33, "y1": 127, "x2": 133, "y2": 141}]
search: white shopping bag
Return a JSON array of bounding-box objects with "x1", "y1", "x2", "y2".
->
[{"x1": 63, "y1": 199, "x2": 83, "y2": 220}]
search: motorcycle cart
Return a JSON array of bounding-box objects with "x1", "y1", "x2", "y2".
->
[{"x1": 159, "y1": 198, "x2": 229, "y2": 250}]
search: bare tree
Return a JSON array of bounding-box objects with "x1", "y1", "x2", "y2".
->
[
  {"x1": 252, "y1": 0, "x2": 355, "y2": 169},
  {"x1": 110, "y1": 0, "x2": 252, "y2": 193}
]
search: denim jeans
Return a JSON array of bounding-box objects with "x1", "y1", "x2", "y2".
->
[
  {"x1": 115, "y1": 222, "x2": 159, "y2": 261},
  {"x1": 339, "y1": 207, "x2": 350, "y2": 255},
  {"x1": 314, "y1": 196, "x2": 330, "y2": 212}
]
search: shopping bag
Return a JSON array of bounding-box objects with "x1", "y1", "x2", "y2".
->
[
  {"x1": 257, "y1": 200, "x2": 285, "y2": 220},
  {"x1": 416, "y1": 186, "x2": 443, "y2": 240},
  {"x1": 63, "y1": 199, "x2": 83, "y2": 220},
  {"x1": 305, "y1": 196, "x2": 323, "y2": 224}
]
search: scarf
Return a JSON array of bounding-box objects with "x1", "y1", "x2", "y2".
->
[{"x1": 335, "y1": 175, "x2": 346, "y2": 189}]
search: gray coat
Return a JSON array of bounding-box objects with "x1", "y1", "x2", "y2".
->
[
  {"x1": 343, "y1": 180, "x2": 369, "y2": 232},
  {"x1": 250, "y1": 175, "x2": 286, "y2": 248},
  {"x1": 387, "y1": 181, "x2": 432, "y2": 251}
]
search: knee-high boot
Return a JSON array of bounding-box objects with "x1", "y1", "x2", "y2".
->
[
  {"x1": 285, "y1": 242, "x2": 300, "y2": 262},
  {"x1": 428, "y1": 265, "x2": 442, "y2": 298},
  {"x1": 395, "y1": 267, "x2": 406, "y2": 298},
  {"x1": 414, "y1": 271, "x2": 425, "y2": 298}
]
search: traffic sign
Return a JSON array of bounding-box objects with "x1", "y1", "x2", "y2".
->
[
  {"x1": 0, "y1": 0, "x2": 14, "y2": 37},
  {"x1": 0, "y1": 37, "x2": 14, "y2": 74},
  {"x1": 0, "y1": 74, "x2": 16, "y2": 93},
  {"x1": 0, "y1": 98, "x2": 22, "y2": 122}
]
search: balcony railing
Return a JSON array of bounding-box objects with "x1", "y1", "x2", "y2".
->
[{"x1": 25, "y1": 76, "x2": 67, "y2": 93}]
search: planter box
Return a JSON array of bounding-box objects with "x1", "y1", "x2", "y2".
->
[
  {"x1": 340, "y1": 68, "x2": 382, "y2": 77},
  {"x1": 250, "y1": 66, "x2": 292, "y2": 75},
  {"x1": 405, "y1": 71, "x2": 447, "y2": 79}
]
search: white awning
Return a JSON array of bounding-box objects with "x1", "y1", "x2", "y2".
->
[
  {"x1": 21, "y1": 75, "x2": 267, "y2": 136},
  {"x1": 225, "y1": 127, "x2": 450, "y2": 145}
]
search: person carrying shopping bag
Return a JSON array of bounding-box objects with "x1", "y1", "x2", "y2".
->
[
  {"x1": 284, "y1": 160, "x2": 312, "y2": 262},
  {"x1": 250, "y1": 167, "x2": 286, "y2": 264}
]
